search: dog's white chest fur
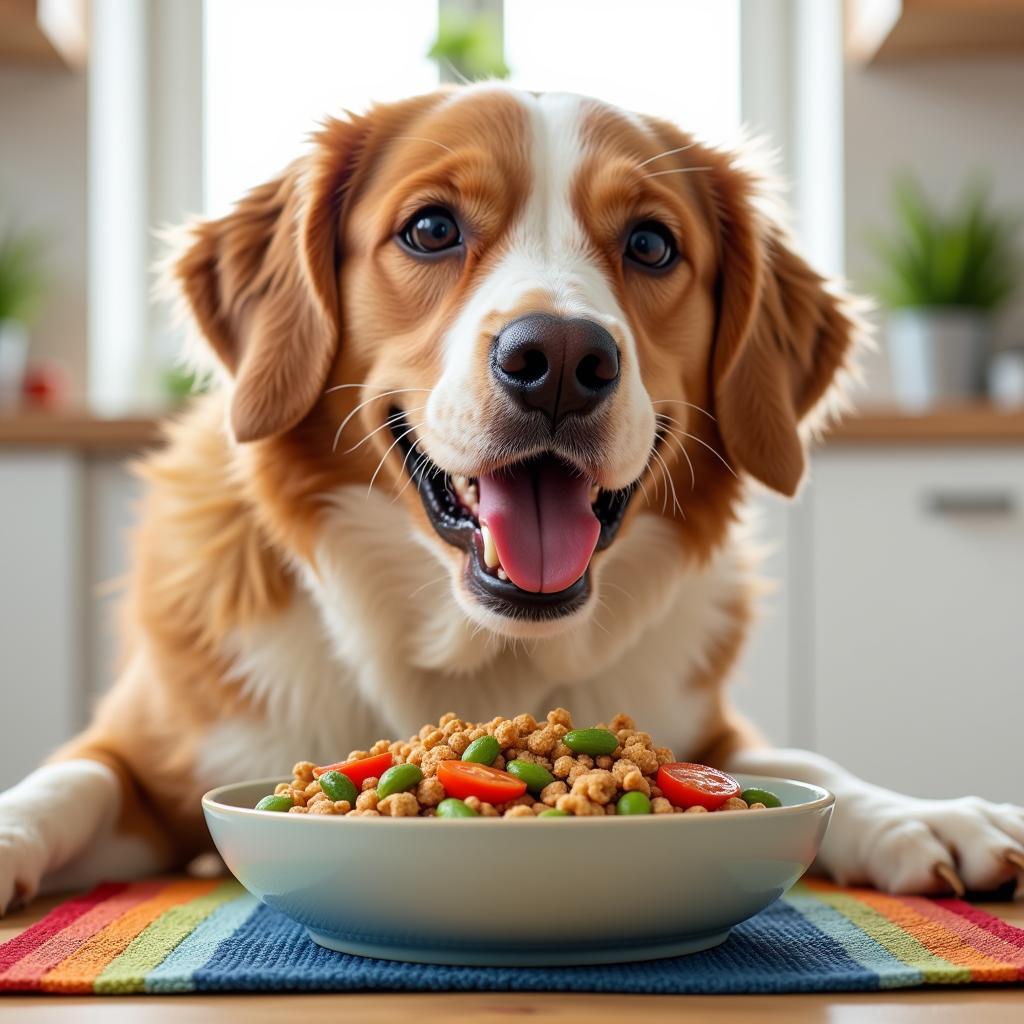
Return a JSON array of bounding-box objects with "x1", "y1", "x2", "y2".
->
[{"x1": 195, "y1": 488, "x2": 746, "y2": 787}]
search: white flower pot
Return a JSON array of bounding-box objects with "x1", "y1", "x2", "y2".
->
[
  {"x1": 0, "y1": 318, "x2": 29, "y2": 410},
  {"x1": 886, "y1": 307, "x2": 989, "y2": 410}
]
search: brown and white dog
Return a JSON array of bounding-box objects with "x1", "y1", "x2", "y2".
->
[{"x1": 2, "y1": 85, "x2": 1022, "y2": 911}]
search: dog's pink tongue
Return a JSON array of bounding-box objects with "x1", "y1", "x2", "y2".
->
[{"x1": 478, "y1": 460, "x2": 600, "y2": 594}]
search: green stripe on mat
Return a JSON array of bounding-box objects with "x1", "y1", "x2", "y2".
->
[
  {"x1": 811, "y1": 886, "x2": 971, "y2": 984},
  {"x1": 94, "y1": 881, "x2": 242, "y2": 994}
]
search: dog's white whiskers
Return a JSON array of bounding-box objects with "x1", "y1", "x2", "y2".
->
[
  {"x1": 407, "y1": 574, "x2": 451, "y2": 600},
  {"x1": 600, "y1": 580, "x2": 637, "y2": 604},
  {"x1": 391, "y1": 134, "x2": 457, "y2": 156},
  {"x1": 330, "y1": 388, "x2": 432, "y2": 453},
  {"x1": 678, "y1": 430, "x2": 738, "y2": 478},
  {"x1": 652, "y1": 448, "x2": 685, "y2": 520},
  {"x1": 655, "y1": 424, "x2": 697, "y2": 491},
  {"x1": 366, "y1": 425, "x2": 418, "y2": 498},
  {"x1": 651, "y1": 398, "x2": 717, "y2": 422},
  {"x1": 390, "y1": 434, "x2": 430, "y2": 504},
  {"x1": 341, "y1": 405, "x2": 427, "y2": 456},
  {"x1": 635, "y1": 141, "x2": 700, "y2": 168},
  {"x1": 642, "y1": 166, "x2": 713, "y2": 180}
]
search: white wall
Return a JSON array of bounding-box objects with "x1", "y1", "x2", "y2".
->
[
  {"x1": 0, "y1": 66, "x2": 88, "y2": 401},
  {"x1": 844, "y1": 56, "x2": 1024, "y2": 400}
]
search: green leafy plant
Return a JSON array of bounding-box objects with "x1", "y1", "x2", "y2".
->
[
  {"x1": 0, "y1": 227, "x2": 48, "y2": 324},
  {"x1": 869, "y1": 177, "x2": 1020, "y2": 311},
  {"x1": 428, "y1": 8, "x2": 509, "y2": 81}
]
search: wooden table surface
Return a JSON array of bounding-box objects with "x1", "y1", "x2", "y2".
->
[{"x1": 2, "y1": 889, "x2": 1023, "y2": 1022}]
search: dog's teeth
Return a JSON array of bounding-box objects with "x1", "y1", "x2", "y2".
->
[
  {"x1": 497, "y1": 568, "x2": 508, "y2": 581},
  {"x1": 481, "y1": 524, "x2": 500, "y2": 569},
  {"x1": 453, "y1": 474, "x2": 467, "y2": 488},
  {"x1": 589, "y1": 484, "x2": 600, "y2": 503}
]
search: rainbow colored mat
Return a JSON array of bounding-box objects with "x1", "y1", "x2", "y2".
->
[{"x1": 2, "y1": 878, "x2": 1023, "y2": 995}]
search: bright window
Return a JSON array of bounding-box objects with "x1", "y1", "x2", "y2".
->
[
  {"x1": 204, "y1": 0, "x2": 440, "y2": 216},
  {"x1": 504, "y1": 0, "x2": 740, "y2": 144}
]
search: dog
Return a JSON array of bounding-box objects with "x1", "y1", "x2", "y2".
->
[{"x1": 2, "y1": 85, "x2": 1022, "y2": 912}]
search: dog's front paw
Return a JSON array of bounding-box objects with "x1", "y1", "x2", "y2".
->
[
  {"x1": 0, "y1": 814, "x2": 48, "y2": 914},
  {"x1": 827, "y1": 793, "x2": 1024, "y2": 896}
]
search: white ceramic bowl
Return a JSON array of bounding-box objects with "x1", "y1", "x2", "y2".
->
[{"x1": 203, "y1": 773, "x2": 833, "y2": 966}]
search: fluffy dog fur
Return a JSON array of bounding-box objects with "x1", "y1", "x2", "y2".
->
[{"x1": 2, "y1": 85, "x2": 1023, "y2": 910}]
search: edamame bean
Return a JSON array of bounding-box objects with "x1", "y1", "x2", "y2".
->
[
  {"x1": 376, "y1": 763, "x2": 424, "y2": 799},
  {"x1": 435, "y1": 797, "x2": 479, "y2": 818},
  {"x1": 537, "y1": 808, "x2": 568, "y2": 817},
  {"x1": 563, "y1": 728, "x2": 618, "y2": 756},
  {"x1": 505, "y1": 759, "x2": 556, "y2": 793},
  {"x1": 461, "y1": 735, "x2": 500, "y2": 765},
  {"x1": 318, "y1": 770, "x2": 358, "y2": 804},
  {"x1": 740, "y1": 788, "x2": 781, "y2": 809},
  {"x1": 616, "y1": 791, "x2": 652, "y2": 815},
  {"x1": 255, "y1": 794, "x2": 293, "y2": 813}
]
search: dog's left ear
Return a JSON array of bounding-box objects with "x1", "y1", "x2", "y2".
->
[
  {"x1": 174, "y1": 116, "x2": 364, "y2": 442},
  {"x1": 709, "y1": 155, "x2": 860, "y2": 496}
]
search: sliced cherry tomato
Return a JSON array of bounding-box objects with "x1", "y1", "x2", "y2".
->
[
  {"x1": 313, "y1": 751, "x2": 394, "y2": 786},
  {"x1": 657, "y1": 762, "x2": 741, "y2": 811},
  {"x1": 436, "y1": 760, "x2": 527, "y2": 803}
]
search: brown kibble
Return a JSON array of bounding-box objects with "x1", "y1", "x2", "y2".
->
[
  {"x1": 333, "y1": 800, "x2": 352, "y2": 813},
  {"x1": 547, "y1": 707, "x2": 573, "y2": 728},
  {"x1": 575, "y1": 754, "x2": 595, "y2": 769},
  {"x1": 555, "y1": 793, "x2": 603, "y2": 816},
  {"x1": 611, "y1": 758, "x2": 637, "y2": 781},
  {"x1": 378, "y1": 792, "x2": 419, "y2": 817},
  {"x1": 492, "y1": 754, "x2": 506, "y2": 771},
  {"x1": 438, "y1": 712, "x2": 458, "y2": 726},
  {"x1": 539, "y1": 780, "x2": 568, "y2": 806},
  {"x1": 421, "y1": 729, "x2": 445, "y2": 750},
  {"x1": 495, "y1": 720, "x2": 518, "y2": 748},
  {"x1": 415, "y1": 777, "x2": 445, "y2": 808},
  {"x1": 504, "y1": 805, "x2": 535, "y2": 818},
  {"x1": 361, "y1": 776, "x2": 379, "y2": 792},
  {"x1": 571, "y1": 770, "x2": 618, "y2": 805},
  {"x1": 748, "y1": 802, "x2": 767, "y2": 810},
  {"x1": 307, "y1": 791, "x2": 328, "y2": 806},
  {"x1": 288, "y1": 788, "x2": 308, "y2": 807},
  {"x1": 649, "y1": 785, "x2": 663, "y2": 799},
  {"x1": 304, "y1": 780, "x2": 322, "y2": 797},
  {"x1": 651, "y1": 797, "x2": 674, "y2": 814},
  {"x1": 595, "y1": 755, "x2": 613, "y2": 770},
  {"x1": 448, "y1": 731, "x2": 470, "y2": 755},
  {"x1": 355, "y1": 790, "x2": 379, "y2": 812},
  {"x1": 274, "y1": 782, "x2": 291, "y2": 795},
  {"x1": 685, "y1": 804, "x2": 709, "y2": 814},
  {"x1": 552, "y1": 755, "x2": 574, "y2": 778},
  {"x1": 609, "y1": 712, "x2": 635, "y2": 732},
  {"x1": 721, "y1": 797, "x2": 749, "y2": 811},
  {"x1": 308, "y1": 800, "x2": 336, "y2": 815},
  {"x1": 370, "y1": 739, "x2": 391, "y2": 755},
  {"x1": 654, "y1": 746, "x2": 675, "y2": 765},
  {"x1": 624, "y1": 745, "x2": 659, "y2": 775},
  {"x1": 288, "y1": 805, "x2": 308, "y2": 814},
  {"x1": 527, "y1": 727, "x2": 557, "y2": 755},
  {"x1": 622, "y1": 770, "x2": 651, "y2": 797},
  {"x1": 291, "y1": 761, "x2": 316, "y2": 784},
  {"x1": 467, "y1": 727, "x2": 487, "y2": 741},
  {"x1": 513, "y1": 713, "x2": 538, "y2": 734}
]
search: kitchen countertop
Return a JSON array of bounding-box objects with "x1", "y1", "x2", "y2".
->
[
  {"x1": 2, "y1": 886, "x2": 1023, "y2": 1022},
  {"x1": 1, "y1": 404, "x2": 1023, "y2": 452}
]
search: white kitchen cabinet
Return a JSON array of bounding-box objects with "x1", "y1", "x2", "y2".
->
[{"x1": 809, "y1": 448, "x2": 1024, "y2": 803}]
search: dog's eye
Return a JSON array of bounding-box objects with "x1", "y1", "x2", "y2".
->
[
  {"x1": 625, "y1": 221, "x2": 677, "y2": 270},
  {"x1": 400, "y1": 206, "x2": 463, "y2": 255}
]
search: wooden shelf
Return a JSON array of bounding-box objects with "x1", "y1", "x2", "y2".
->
[
  {"x1": 0, "y1": 412, "x2": 163, "y2": 452},
  {"x1": 823, "y1": 404, "x2": 1024, "y2": 444},
  {"x1": 847, "y1": 0, "x2": 1024, "y2": 65},
  {"x1": 0, "y1": 0, "x2": 87, "y2": 70}
]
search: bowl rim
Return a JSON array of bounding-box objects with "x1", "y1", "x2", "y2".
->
[{"x1": 202, "y1": 772, "x2": 834, "y2": 824}]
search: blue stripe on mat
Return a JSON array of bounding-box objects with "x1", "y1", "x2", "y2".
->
[
  {"x1": 192, "y1": 899, "x2": 879, "y2": 994},
  {"x1": 145, "y1": 893, "x2": 260, "y2": 993}
]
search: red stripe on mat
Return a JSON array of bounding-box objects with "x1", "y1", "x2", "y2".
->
[
  {"x1": 0, "y1": 883, "x2": 126, "y2": 973},
  {"x1": 934, "y1": 899, "x2": 1024, "y2": 954}
]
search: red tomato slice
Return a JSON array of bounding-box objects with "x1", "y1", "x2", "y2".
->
[
  {"x1": 313, "y1": 751, "x2": 393, "y2": 786},
  {"x1": 437, "y1": 760, "x2": 527, "y2": 803},
  {"x1": 657, "y1": 762, "x2": 741, "y2": 811}
]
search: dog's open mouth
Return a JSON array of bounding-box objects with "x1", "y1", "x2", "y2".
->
[{"x1": 389, "y1": 409, "x2": 633, "y2": 619}]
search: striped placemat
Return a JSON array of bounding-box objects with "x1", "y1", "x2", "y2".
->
[{"x1": 1, "y1": 878, "x2": 1022, "y2": 994}]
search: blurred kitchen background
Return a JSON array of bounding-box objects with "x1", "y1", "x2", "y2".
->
[{"x1": 1, "y1": 1, "x2": 1022, "y2": 796}]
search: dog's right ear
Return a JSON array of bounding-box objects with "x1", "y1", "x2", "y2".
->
[{"x1": 174, "y1": 116, "x2": 365, "y2": 443}]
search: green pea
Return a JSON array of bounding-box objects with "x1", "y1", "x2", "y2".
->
[
  {"x1": 506, "y1": 759, "x2": 556, "y2": 793},
  {"x1": 255, "y1": 793, "x2": 293, "y2": 813},
  {"x1": 563, "y1": 728, "x2": 618, "y2": 756},
  {"x1": 318, "y1": 770, "x2": 358, "y2": 804},
  {"x1": 537, "y1": 808, "x2": 568, "y2": 817},
  {"x1": 461, "y1": 735, "x2": 500, "y2": 765},
  {"x1": 435, "y1": 798, "x2": 480, "y2": 818},
  {"x1": 616, "y1": 791, "x2": 652, "y2": 815},
  {"x1": 740, "y1": 788, "x2": 782, "y2": 809},
  {"x1": 376, "y1": 762, "x2": 424, "y2": 799}
]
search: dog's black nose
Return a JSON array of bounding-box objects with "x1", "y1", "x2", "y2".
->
[{"x1": 491, "y1": 313, "x2": 620, "y2": 427}]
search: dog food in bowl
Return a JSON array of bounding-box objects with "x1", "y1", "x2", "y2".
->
[{"x1": 251, "y1": 709, "x2": 783, "y2": 818}]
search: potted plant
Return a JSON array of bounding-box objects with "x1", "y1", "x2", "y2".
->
[
  {"x1": 870, "y1": 177, "x2": 1020, "y2": 409},
  {"x1": 0, "y1": 226, "x2": 47, "y2": 410}
]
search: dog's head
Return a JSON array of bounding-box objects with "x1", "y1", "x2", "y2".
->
[{"x1": 175, "y1": 86, "x2": 859, "y2": 638}]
